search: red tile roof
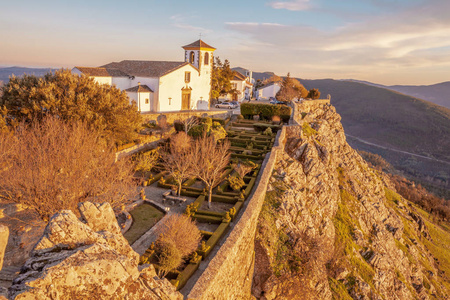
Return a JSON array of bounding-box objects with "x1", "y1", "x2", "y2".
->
[
  {"x1": 101, "y1": 60, "x2": 189, "y2": 78},
  {"x1": 182, "y1": 39, "x2": 216, "y2": 50},
  {"x1": 74, "y1": 67, "x2": 129, "y2": 77},
  {"x1": 232, "y1": 71, "x2": 247, "y2": 81},
  {"x1": 125, "y1": 84, "x2": 153, "y2": 93}
]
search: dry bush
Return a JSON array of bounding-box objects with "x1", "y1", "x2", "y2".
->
[
  {"x1": 156, "y1": 213, "x2": 201, "y2": 259},
  {"x1": 234, "y1": 162, "x2": 255, "y2": 179},
  {"x1": 191, "y1": 134, "x2": 230, "y2": 207},
  {"x1": 0, "y1": 116, "x2": 135, "y2": 221},
  {"x1": 156, "y1": 241, "x2": 183, "y2": 278},
  {"x1": 170, "y1": 131, "x2": 193, "y2": 153},
  {"x1": 134, "y1": 149, "x2": 159, "y2": 173}
]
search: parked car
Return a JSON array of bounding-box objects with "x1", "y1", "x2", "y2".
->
[
  {"x1": 269, "y1": 98, "x2": 286, "y2": 105},
  {"x1": 215, "y1": 101, "x2": 238, "y2": 109},
  {"x1": 230, "y1": 101, "x2": 240, "y2": 107},
  {"x1": 269, "y1": 97, "x2": 276, "y2": 102}
]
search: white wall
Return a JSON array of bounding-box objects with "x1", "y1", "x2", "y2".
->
[
  {"x1": 158, "y1": 64, "x2": 211, "y2": 112},
  {"x1": 128, "y1": 91, "x2": 152, "y2": 113},
  {"x1": 256, "y1": 84, "x2": 280, "y2": 100},
  {"x1": 112, "y1": 77, "x2": 132, "y2": 90}
]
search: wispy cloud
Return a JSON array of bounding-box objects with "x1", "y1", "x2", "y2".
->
[
  {"x1": 267, "y1": 0, "x2": 311, "y2": 11},
  {"x1": 224, "y1": 0, "x2": 450, "y2": 84},
  {"x1": 170, "y1": 14, "x2": 212, "y2": 34}
]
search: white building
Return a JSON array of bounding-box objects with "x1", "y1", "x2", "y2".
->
[
  {"x1": 72, "y1": 39, "x2": 216, "y2": 113},
  {"x1": 219, "y1": 71, "x2": 253, "y2": 102},
  {"x1": 255, "y1": 82, "x2": 281, "y2": 100}
]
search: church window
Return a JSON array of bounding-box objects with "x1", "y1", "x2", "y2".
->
[
  {"x1": 145, "y1": 98, "x2": 149, "y2": 104},
  {"x1": 204, "y1": 52, "x2": 209, "y2": 65},
  {"x1": 190, "y1": 51, "x2": 195, "y2": 64},
  {"x1": 185, "y1": 72, "x2": 191, "y2": 83}
]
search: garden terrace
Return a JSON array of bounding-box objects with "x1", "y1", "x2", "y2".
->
[{"x1": 131, "y1": 118, "x2": 277, "y2": 292}]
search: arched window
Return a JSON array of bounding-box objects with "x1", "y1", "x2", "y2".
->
[
  {"x1": 189, "y1": 51, "x2": 195, "y2": 64},
  {"x1": 204, "y1": 52, "x2": 209, "y2": 65}
]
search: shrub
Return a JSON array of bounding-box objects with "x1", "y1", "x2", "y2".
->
[
  {"x1": 302, "y1": 122, "x2": 317, "y2": 137},
  {"x1": 240, "y1": 103, "x2": 291, "y2": 122},
  {"x1": 237, "y1": 114, "x2": 244, "y2": 120},
  {"x1": 134, "y1": 149, "x2": 159, "y2": 172},
  {"x1": 228, "y1": 175, "x2": 245, "y2": 191},
  {"x1": 156, "y1": 241, "x2": 183, "y2": 278},
  {"x1": 155, "y1": 214, "x2": 201, "y2": 258},
  {"x1": 263, "y1": 127, "x2": 273, "y2": 136}
]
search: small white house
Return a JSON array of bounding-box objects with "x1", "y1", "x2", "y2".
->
[
  {"x1": 72, "y1": 39, "x2": 215, "y2": 113},
  {"x1": 219, "y1": 71, "x2": 253, "y2": 102},
  {"x1": 256, "y1": 82, "x2": 281, "y2": 100}
]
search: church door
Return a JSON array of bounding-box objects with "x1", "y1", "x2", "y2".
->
[{"x1": 182, "y1": 90, "x2": 191, "y2": 110}]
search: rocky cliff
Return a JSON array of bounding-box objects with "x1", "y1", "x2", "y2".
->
[
  {"x1": 253, "y1": 102, "x2": 450, "y2": 299},
  {"x1": 7, "y1": 202, "x2": 182, "y2": 300}
]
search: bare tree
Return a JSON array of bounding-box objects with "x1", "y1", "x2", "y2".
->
[
  {"x1": 160, "y1": 132, "x2": 195, "y2": 196},
  {"x1": 0, "y1": 116, "x2": 135, "y2": 222},
  {"x1": 181, "y1": 115, "x2": 198, "y2": 135},
  {"x1": 191, "y1": 134, "x2": 230, "y2": 208}
]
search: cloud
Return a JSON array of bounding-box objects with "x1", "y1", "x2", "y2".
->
[
  {"x1": 225, "y1": 0, "x2": 450, "y2": 82},
  {"x1": 170, "y1": 14, "x2": 212, "y2": 34},
  {"x1": 267, "y1": 0, "x2": 311, "y2": 11}
]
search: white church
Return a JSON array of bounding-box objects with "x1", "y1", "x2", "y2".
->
[{"x1": 72, "y1": 39, "x2": 216, "y2": 113}]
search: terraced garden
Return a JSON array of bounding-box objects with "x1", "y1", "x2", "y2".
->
[{"x1": 132, "y1": 118, "x2": 280, "y2": 290}]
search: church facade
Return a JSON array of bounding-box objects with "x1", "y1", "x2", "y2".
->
[{"x1": 72, "y1": 40, "x2": 216, "y2": 113}]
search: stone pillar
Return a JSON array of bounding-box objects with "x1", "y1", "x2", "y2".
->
[{"x1": 0, "y1": 224, "x2": 9, "y2": 271}]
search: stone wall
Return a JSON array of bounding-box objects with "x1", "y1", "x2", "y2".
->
[
  {"x1": 141, "y1": 110, "x2": 230, "y2": 124},
  {"x1": 187, "y1": 127, "x2": 287, "y2": 299},
  {"x1": 0, "y1": 224, "x2": 8, "y2": 271}
]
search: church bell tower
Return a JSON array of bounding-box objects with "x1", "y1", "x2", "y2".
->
[{"x1": 182, "y1": 39, "x2": 216, "y2": 74}]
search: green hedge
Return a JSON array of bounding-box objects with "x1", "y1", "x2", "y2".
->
[
  {"x1": 193, "y1": 214, "x2": 223, "y2": 224},
  {"x1": 182, "y1": 177, "x2": 197, "y2": 187},
  {"x1": 193, "y1": 195, "x2": 206, "y2": 207},
  {"x1": 173, "y1": 259, "x2": 202, "y2": 290},
  {"x1": 144, "y1": 172, "x2": 165, "y2": 186},
  {"x1": 197, "y1": 222, "x2": 230, "y2": 258},
  {"x1": 212, "y1": 194, "x2": 238, "y2": 204},
  {"x1": 253, "y1": 123, "x2": 282, "y2": 132},
  {"x1": 243, "y1": 177, "x2": 256, "y2": 197},
  {"x1": 195, "y1": 210, "x2": 226, "y2": 218},
  {"x1": 240, "y1": 103, "x2": 291, "y2": 122},
  {"x1": 231, "y1": 153, "x2": 263, "y2": 160}
]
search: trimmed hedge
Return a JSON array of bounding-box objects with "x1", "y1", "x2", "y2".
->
[
  {"x1": 197, "y1": 222, "x2": 230, "y2": 258},
  {"x1": 195, "y1": 210, "x2": 226, "y2": 218},
  {"x1": 193, "y1": 214, "x2": 223, "y2": 224},
  {"x1": 240, "y1": 102, "x2": 291, "y2": 122},
  {"x1": 243, "y1": 177, "x2": 256, "y2": 197},
  {"x1": 231, "y1": 153, "x2": 263, "y2": 160},
  {"x1": 172, "y1": 259, "x2": 202, "y2": 290},
  {"x1": 253, "y1": 123, "x2": 282, "y2": 132},
  {"x1": 212, "y1": 194, "x2": 238, "y2": 204},
  {"x1": 143, "y1": 171, "x2": 165, "y2": 186}
]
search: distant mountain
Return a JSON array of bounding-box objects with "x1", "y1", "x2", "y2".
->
[
  {"x1": 300, "y1": 78, "x2": 450, "y2": 197},
  {"x1": 0, "y1": 66, "x2": 54, "y2": 85},
  {"x1": 344, "y1": 79, "x2": 450, "y2": 109},
  {"x1": 232, "y1": 67, "x2": 275, "y2": 81}
]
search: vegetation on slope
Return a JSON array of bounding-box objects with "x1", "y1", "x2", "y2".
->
[{"x1": 301, "y1": 78, "x2": 450, "y2": 199}]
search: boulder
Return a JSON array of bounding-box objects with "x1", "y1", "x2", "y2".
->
[
  {"x1": 0, "y1": 224, "x2": 8, "y2": 270},
  {"x1": 9, "y1": 202, "x2": 181, "y2": 300}
]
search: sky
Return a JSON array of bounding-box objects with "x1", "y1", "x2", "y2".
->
[{"x1": 1, "y1": 0, "x2": 449, "y2": 85}]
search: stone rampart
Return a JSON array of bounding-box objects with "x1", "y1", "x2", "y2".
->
[{"x1": 187, "y1": 127, "x2": 287, "y2": 299}]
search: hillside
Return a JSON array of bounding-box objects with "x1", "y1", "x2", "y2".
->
[
  {"x1": 300, "y1": 79, "x2": 450, "y2": 198},
  {"x1": 345, "y1": 79, "x2": 450, "y2": 109},
  {"x1": 253, "y1": 102, "x2": 450, "y2": 299},
  {"x1": 388, "y1": 82, "x2": 450, "y2": 109},
  {"x1": 0, "y1": 67, "x2": 54, "y2": 85}
]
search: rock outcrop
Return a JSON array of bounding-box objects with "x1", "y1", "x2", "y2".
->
[
  {"x1": 8, "y1": 202, "x2": 182, "y2": 300},
  {"x1": 0, "y1": 224, "x2": 8, "y2": 271},
  {"x1": 253, "y1": 102, "x2": 449, "y2": 299}
]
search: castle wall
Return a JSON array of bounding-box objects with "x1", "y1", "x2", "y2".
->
[{"x1": 187, "y1": 126, "x2": 287, "y2": 299}]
